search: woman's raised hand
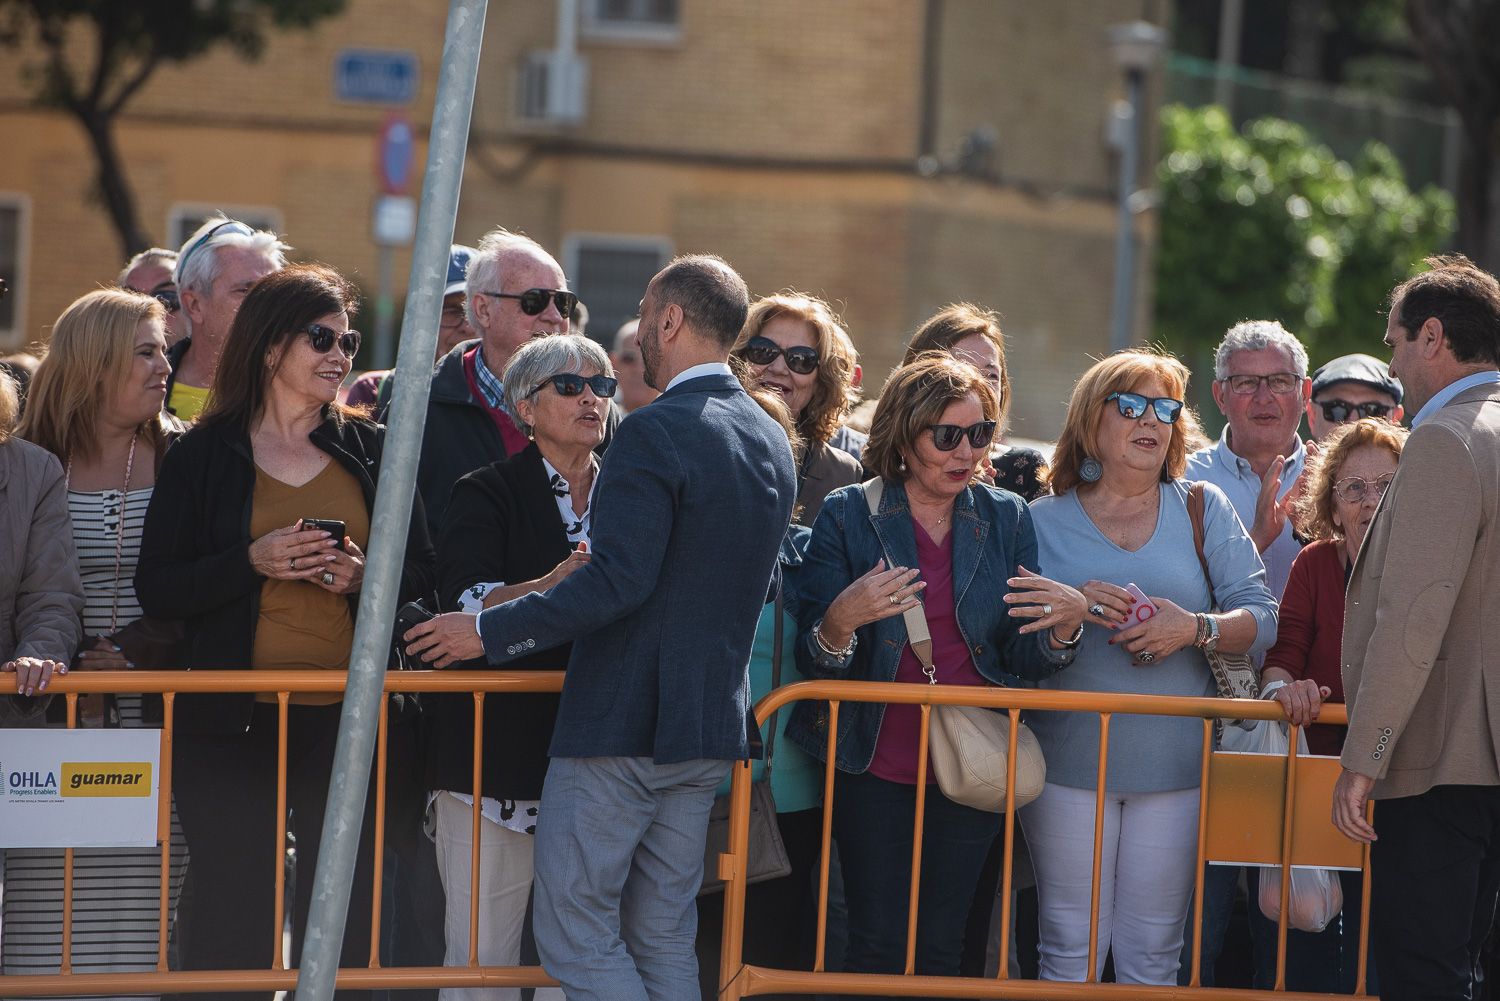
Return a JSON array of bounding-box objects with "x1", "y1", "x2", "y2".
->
[
  {"x1": 821, "y1": 560, "x2": 926, "y2": 643},
  {"x1": 1003, "y1": 566, "x2": 1087, "y2": 642}
]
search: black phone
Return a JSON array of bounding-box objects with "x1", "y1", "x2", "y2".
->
[
  {"x1": 302, "y1": 518, "x2": 346, "y2": 551},
  {"x1": 393, "y1": 601, "x2": 435, "y2": 671}
]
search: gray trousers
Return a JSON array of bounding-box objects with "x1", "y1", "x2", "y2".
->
[{"x1": 532, "y1": 755, "x2": 731, "y2": 1001}]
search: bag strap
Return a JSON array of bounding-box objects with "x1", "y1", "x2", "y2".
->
[
  {"x1": 861, "y1": 479, "x2": 935, "y2": 675},
  {"x1": 1187, "y1": 482, "x2": 1214, "y2": 597},
  {"x1": 763, "y1": 588, "x2": 783, "y2": 779}
]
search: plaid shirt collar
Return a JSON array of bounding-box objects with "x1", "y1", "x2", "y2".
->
[{"x1": 472, "y1": 346, "x2": 506, "y2": 411}]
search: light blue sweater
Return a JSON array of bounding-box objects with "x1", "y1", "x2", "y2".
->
[{"x1": 1027, "y1": 480, "x2": 1278, "y2": 792}]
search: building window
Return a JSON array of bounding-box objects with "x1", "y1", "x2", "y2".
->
[
  {"x1": 0, "y1": 195, "x2": 29, "y2": 349},
  {"x1": 582, "y1": 0, "x2": 681, "y2": 42},
  {"x1": 166, "y1": 204, "x2": 285, "y2": 249},
  {"x1": 564, "y1": 234, "x2": 672, "y2": 343}
]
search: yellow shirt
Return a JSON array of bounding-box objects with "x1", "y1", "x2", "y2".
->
[
  {"x1": 249, "y1": 460, "x2": 371, "y2": 704},
  {"x1": 166, "y1": 381, "x2": 211, "y2": 422}
]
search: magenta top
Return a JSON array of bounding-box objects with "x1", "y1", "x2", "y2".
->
[{"x1": 867, "y1": 518, "x2": 986, "y2": 784}]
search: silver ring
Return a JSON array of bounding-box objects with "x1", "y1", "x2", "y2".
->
[
  {"x1": 322, "y1": 572, "x2": 335, "y2": 586},
  {"x1": 1042, "y1": 604, "x2": 1053, "y2": 615},
  {"x1": 290, "y1": 557, "x2": 296, "y2": 570},
  {"x1": 1089, "y1": 602, "x2": 1107, "y2": 618},
  {"x1": 1138, "y1": 651, "x2": 1156, "y2": 664},
  {"x1": 890, "y1": 594, "x2": 899, "y2": 606}
]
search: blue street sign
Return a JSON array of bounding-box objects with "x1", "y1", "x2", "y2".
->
[
  {"x1": 377, "y1": 115, "x2": 415, "y2": 193},
  {"x1": 334, "y1": 49, "x2": 419, "y2": 105}
]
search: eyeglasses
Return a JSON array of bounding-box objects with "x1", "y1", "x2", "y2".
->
[
  {"x1": 304, "y1": 323, "x2": 361, "y2": 359},
  {"x1": 481, "y1": 288, "x2": 579, "y2": 317},
  {"x1": 152, "y1": 289, "x2": 180, "y2": 314},
  {"x1": 928, "y1": 420, "x2": 996, "y2": 451},
  {"x1": 439, "y1": 304, "x2": 468, "y2": 330},
  {"x1": 738, "y1": 336, "x2": 820, "y2": 375},
  {"x1": 1107, "y1": 391, "x2": 1184, "y2": 424},
  {"x1": 1222, "y1": 372, "x2": 1302, "y2": 396},
  {"x1": 528, "y1": 373, "x2": 619, "y2": 399},
  {"x1": 1317, "y1": 398, "x2": 1393, "y2": 423},
  {"x1": 177, "y1": 219, "x2": 255, "y2": 278},
  {"x1": 1332, "y1": 472, "x2": 1394, "y2": 504}
]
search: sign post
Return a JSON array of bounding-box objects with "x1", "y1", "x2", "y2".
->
[{"x1": 373, "y1": 114, "x2": 417, "y2": 369}]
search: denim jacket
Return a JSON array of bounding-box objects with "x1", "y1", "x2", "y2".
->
[{"x1": 785, "y1": 479, "x2": 1077, "y2": 775}]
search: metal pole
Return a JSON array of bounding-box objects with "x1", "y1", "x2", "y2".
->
[
  {"x1": 295, "y1": 2, "x2": 488, "y2": 999},
  {"x1": 1109, "y1": 66, "x2": 1143, "y2": 353},
  {"x1": 1214, "y1": 0, "x2": 1243, "y2": 114},
  {"x1": 374, "y1": 244, "x2": 396, "y2": 369}
]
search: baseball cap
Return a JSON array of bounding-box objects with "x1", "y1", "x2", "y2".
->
[
  {"x1": 1310, "y1": 353, "x2": 1403, "y2": 404},
  {"x1": 444, "y1": 245, "x2": 477, "y2": 298}
]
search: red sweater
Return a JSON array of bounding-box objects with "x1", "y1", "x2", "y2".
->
[{"x1": 1263, "y1": 539, "x2": 1349, "y2": 756}]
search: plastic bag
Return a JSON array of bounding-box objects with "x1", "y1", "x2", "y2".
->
[{"x1": 1241, "y1": 719, "x2": 1344, "y2": 932}]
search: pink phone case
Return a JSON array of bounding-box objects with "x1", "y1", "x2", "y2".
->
[{"x1": 1123, "y1": 583, "x2": 1159, "y2": 626}]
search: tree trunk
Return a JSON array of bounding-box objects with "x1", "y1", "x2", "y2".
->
[{"x1": 76, "y1": 108, "x2": 152, "y2": 258}]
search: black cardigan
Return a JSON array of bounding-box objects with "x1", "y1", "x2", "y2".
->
[
  {"x1": 135, "y1": 413, "x2": 436, "y2": 734},
  {"x1": 425, "y1": 444, "x2": 569, "y2": 801}
]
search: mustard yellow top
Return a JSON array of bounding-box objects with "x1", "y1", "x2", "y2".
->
[
  {"x1": 166, "y1": 381, "x2": 211, "y2": 422},
  {"x1": 249, "y1": 460, "x2": 371, "y2": 705}
]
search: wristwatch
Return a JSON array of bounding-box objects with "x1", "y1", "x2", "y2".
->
[{"x1": 1195, "y1": 613, "x2": 1221, "y2": 654}]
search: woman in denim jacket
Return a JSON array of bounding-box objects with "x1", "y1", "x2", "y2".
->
[{"x1": 785, "y1": 355, "x2": 1087, "y2": 979}]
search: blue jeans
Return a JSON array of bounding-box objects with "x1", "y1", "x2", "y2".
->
[
  {"x1": 531, "y1": 755, "x2": 730, "y2": 1001},
  {"x1": 832, "y1": 769, "x2": 997, "y2": 976}
]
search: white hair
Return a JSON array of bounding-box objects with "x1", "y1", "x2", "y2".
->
[
  {"x1": 1213, "y1": 320, "x2": 1310, "y2": 380},
  {"x1": 610, "y1": 318, "x2": 639, "y2": 353},
  {"x1": 118, "y1": 248, "x2": 178, "y2": 287},
  {"x1": 173, "y1": 215, "x2": 290, "y2": 296},
  {"x1": 500, "y1": 333, "x2": 613, "y2": 431},
  {"x1": 464, "y1": 228, "x2": 564, "y2": 328}
]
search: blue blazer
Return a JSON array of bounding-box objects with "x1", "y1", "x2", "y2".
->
[
  {"x1": 477, "y1": 371, "x2": 798, "y2": 764},
  {"x1": 785, "y1": 479, "x2": 1076, "y2": 774}
]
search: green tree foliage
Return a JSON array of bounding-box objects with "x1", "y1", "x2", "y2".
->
[
  {"x1": 1154, "y1": 105, "x2": 1454, "y2": 376},
  {"x1": 0, "y1": 0, "x2": 345, "y2": 255}
]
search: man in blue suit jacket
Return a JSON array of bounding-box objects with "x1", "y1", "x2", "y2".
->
[{"x1": 406, "y1": 254, "x2": 797, "y2": 1001}]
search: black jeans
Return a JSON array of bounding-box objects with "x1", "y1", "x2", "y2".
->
[
  {"x1": 832, "y1": 769, "x2": 996, "y2": 976},
  {"x1": 1371, "y1": 784, "x2": 1500, "y2": 1001},
  {"x1": 173, "y1": 703, "x2": 378, "y2": 1001}
]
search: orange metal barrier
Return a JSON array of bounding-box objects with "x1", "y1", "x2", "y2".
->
[
  {"x1": 0, "y1": 669, "x2": 564, "y2": 998},
  {"x1": 1, "y1": 673, "x2": 1367, "y2": 999},
  {"x1": 715, "y1": 682, "x2": 1369, "y2": 1001}
]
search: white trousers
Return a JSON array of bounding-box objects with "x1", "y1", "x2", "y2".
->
[
  {"x1": 431, "y1": 791, "x2": 536, "y2": 1001},
  {"x1": 1021, "y1": 782, "x2": 1200, "y2": 985}
]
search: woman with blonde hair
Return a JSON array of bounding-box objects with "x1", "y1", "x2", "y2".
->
[
  {"x1": 905, "y1": 302, "x2": 1048, "y2": 499},
  {"x1": 1024, "y1": 349, "x2": 1277, "y2": 985},
  {"x1": 734, "y1": 292, "x2": 862, "y2": 523},
  {"x1": 1255, "y1": 417, "x2": 1407, "y2": 993},
  {"x1": 5, "y1": 287, "x2": 188, "y2": 991}
]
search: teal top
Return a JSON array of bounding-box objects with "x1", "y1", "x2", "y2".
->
[{"x1": 715, "y1": 600, "x2": 825, "y2": 813}]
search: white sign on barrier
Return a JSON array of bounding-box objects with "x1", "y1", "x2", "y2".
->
[{"x1": 0, "y1": 729, "x2": 162, "y2": 848}]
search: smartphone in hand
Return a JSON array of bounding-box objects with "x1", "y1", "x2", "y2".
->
[
  {"x1": 301, "y1": 518, "x2": 347, "y2": 551},
  {"x1": 1123, "y1": 583, "x2": 1159, "y2": 625}
]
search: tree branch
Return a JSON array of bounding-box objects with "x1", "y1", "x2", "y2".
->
[{"x1": 105, "y1": 52, "x2": 160, "y2": 118}]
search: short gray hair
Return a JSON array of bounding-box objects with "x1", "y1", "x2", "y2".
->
[
  {"x1": 119, "y1": 248, "x2": 178, "y2": 287},
  {"x1": 464, "y1": 228, "x2": 564, "y2": 328},
  {"x1": 1213, "y1": 320, "x2": 1310, "y2": 380},
  {"x1": 500, "y1": 333, "x2": 613, "y2": 431},
  {"x1": 174, "y1": 215, "x2": 289, "y2": 296}
]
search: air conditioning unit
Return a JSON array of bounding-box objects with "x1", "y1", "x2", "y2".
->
[{"x1": 516, "y1": 51, "x2": 588, "y2": 126}]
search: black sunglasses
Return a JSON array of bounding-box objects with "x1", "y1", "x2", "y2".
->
[
  {"x1": 928, "y1": 420, "x2": 996, "y2": 451},
  {"x1": 482, "y1": 288, "x2": 579, "y2": 317},
  {"x1": 152, "y1": 289, "x2": 180, "y2": 314},
  {"x1": 305, "y1": 323, "x2": 361, "y2": 359},
  {"x1": 739, "y1": 336, "x2": 820, "y2": 376},
  {"x1": 1317, "y1": 399, "x2": 1392, "y2": 423},
  {"x1": 528, "y1": 373, "x2": 619, "y2": 399},
  {"x1": 1108, "y1": 391, "x2": 1184, "y2": 424}
]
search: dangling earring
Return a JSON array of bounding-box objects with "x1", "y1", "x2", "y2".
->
[
  {"x1": 898, "y1": 455, "x2": 907, "y2": 474},
  {"x1": 1080, "y1": 456, "x2": 1103, "y2": 483}
]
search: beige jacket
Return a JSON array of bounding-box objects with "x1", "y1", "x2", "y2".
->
[
  {"x1": 1342, "y1": 382, "x2": 1500, "y2": 799},
  {"x1": 0, "y1": 437, "x2": 83, "y2": 667}
]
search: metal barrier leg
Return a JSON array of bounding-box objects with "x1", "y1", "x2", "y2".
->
[
  {"x1": 1086, "y1": 712, "x2": 1112, "y2": 983},
  {"x1": 904, "y1": 705, "x2": 934, "y2": 976},
  {"x1": 157, "y1": 693, "x2": 176, "y2": 972},
  {"x1": 812, "y1": 701, "x2": 840, "y2": 975},
  {"x1": 369, "y1": 696, "x2": 390, "y2": 968},
  {"x1": 994, "y1": 707, "x2": 1022, "y2": 981},
  {"x1": 1189, "y1": 718, "x2": 1212, "y2": 987}
]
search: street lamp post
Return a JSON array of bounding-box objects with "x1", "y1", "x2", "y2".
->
[{"x1": 1107, "y1": 21, "x2": 1167, "y2": 353}]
